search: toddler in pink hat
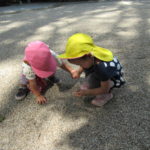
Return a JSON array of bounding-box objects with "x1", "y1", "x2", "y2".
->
[{"x1": 15, "y1": 41, "x2": 81, "y2": 104}]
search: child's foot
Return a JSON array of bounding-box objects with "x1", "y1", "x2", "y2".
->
[
  {"x1": 80, "y1": 80, "x2": 114, "y2": 90},
  {"x1": 15, "y1": 86, "x2": 29, "y2": 100},
  {"x1": 91, "y1": 93, "x2": 113, "y2": 106}
]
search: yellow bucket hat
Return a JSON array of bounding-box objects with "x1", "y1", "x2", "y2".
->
[{"x1": 58, "y1": 33, "x2": 113, "y2": 61}]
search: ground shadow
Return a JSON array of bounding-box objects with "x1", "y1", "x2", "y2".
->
[{"x1": 0, "y1": 1, "x2": 150, "y2": 150}]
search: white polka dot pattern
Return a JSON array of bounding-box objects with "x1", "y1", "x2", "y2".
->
[
  {"x1": 117, "y1": 72, "x2": 120, "y2": 75},
  {"x1": 121, "y1": 69, "x2": 124, "y2": 74},
  {"x1": 104, "y1": 62, "x2": 108, "y2": 67},
  {"x1": 117, "y1": 64, "x2": 121, "y2": 70},
  {"x1": 114, "y1": 58, "x2": 118, "y2": 63},
  {"x1": 110, "y1": 62, "x2": 115, "y2": 67},
  {"x1": 120, "y1": 77, "x2": 125, "y2": 82},
  {"x1": 116, "y1": 80, "x2": 120, "y2": 83},
  {"x1": 98, "y1": 57, "x2": 125, "y2": 88},
  {"x1": 116, "y1": 83, "x2": 120, "y2": 86}
]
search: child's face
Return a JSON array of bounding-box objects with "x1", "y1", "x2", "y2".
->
[{"x1": 69, "y1": 57, "x2": 94, "y2": 69}]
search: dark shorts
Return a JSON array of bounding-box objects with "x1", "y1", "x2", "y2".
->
[{"x1": 84, "y1": 71, "x2": 125, "y2": 89}]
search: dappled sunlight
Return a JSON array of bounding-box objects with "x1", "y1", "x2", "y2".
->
[
  {"x1": 146, "y1": 74, "x2": 150, "y2": 86},
  {"x1": 128, "y1": 84, "x2": 140, "y2": 92},
  {"x1": 0, "y1": 57, "x2": 21, "y2": 111},
  {"x1": 33, "y1": 24, "x2": 56, "y2": 41},
  {"x1": 116, "y1": 29, "x2": 138, "y2": 39},
  {"x1": 27, "y1": 34, "x2": 50, "y2": 43},
  {"x1": 147, "y1": 19, "x2": 150, "y2": 35},
  {"x1": 97, "y1": 11, "x2": 121, "y2": 19},
  {"x1": 0, "y1": 21, "x2": 27, "y2": 33},
  {"x1": 1, "y1": 39, "x2": 16, "y2": 45},
  {"x1": 36, "y1": 25, "x2": 55, "y2": 32},
  {"x1": 0, "y1": 20, "x2": 12, "y2": 25},
  {"x1": 148, "y1": 18, "x2": 150, "y2": 24},
  {"x1": 83, "y1": 8, "x2": 120, "y2": 15},
  {"x1": 58, "y1": 27, "x2": 73, "y2": 34},
  {"x1": 52, "y1": 21, "x2": 68, "y2": 27},
  {"x1": 119, "y1": 1, "x2": 133, "y2": 6},
  {"x1": 60, "y1": 17, "x2": 78, "y2": 24},
  {"x1": 148, "y1": 29, "x2": 150, "y2": 35},
  {"x1": 118, "y1": 18, "x2": 141, "y2": 28},
  {"x1": 0, "y1": 58, "x2": 21, "y2": 82},
  {"x1": 37, "y1": 113, "x2": 88, "y2": 149},
  {"x1": 0, "y1": 0, "x2": 150, "y2": 149},
  {"x1": 94, "y1": 18, "x2": 116, "y2": 23}
]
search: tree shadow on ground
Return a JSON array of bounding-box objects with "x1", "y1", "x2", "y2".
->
[
  {"x1": 0, "y1": 0, "x2": 110, "y2": 117},
  {"x1": 0, "y1": 1, "x2": 150, "y2": 150},
  {"x1": 48, "y1": 1, "x2": 150, "y2": 149}
]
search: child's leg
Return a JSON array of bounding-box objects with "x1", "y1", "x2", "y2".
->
[
  {"x1": 86, "y1": 72, "x2": 101, "y2": 89},
  {"x1": 47, "y1": 74, "x2": 60, "y2": 84},
  {"x1": 15, "y1": 74, "x2": 29, "y2": 100},
  {"x1": 83, "y1": 71, "x2": 115, "y2": 106},
  {"x1": 80, "y1": 72, "x2": 100, "y2": 90},
  {"x1": 91, "y1": 80, "x2": 114, "y2": 106},
  {"x1": 33, "y1": 75, "x2": 59, "y2": 93},
  {"x1": 20, "y1": 74, "x2": 28, "y2": 86},
  {"x1": 35, "y1": 76, "x2": 48, "y2": 92}
]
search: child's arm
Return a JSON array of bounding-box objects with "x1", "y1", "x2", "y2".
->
[
  {"x1": 74, "y1": 80, "x2": 111, "y2": 97},
  {"x1": 60, "y1": 62, "x2": 83, "y2": 79},
  {"x1": 28, "y1": 79, "x2": 47, "y2": 104},
  {"x1": 51, "y1": 50, "x2": 83, "y2": 78}
]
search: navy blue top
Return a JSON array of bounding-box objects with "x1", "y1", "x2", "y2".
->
[{"x1": 85, "y1": 57, "x2": 125, "y2": 88}]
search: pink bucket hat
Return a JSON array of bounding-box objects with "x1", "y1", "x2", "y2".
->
[{"x1": 24, "y1": 41, "x2": 57, "y2": 78}]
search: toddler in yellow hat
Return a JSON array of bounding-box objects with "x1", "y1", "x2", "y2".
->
[{"x1": 58, "y1": 33, "x2": 125, "y2": 106}]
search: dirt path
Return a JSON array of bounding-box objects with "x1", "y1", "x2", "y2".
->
[{"x1": 0, "y1": 1, "x2": 150, "y2": 149}]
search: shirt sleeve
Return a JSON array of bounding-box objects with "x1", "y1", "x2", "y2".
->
[
  {"x1": 50, "y1": 49, "x2": 63, "y2": 67},
  {"x1": 22, "y1": 62, "x2": 36, "y2": 80}
]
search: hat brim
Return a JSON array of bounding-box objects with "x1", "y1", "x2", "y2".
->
[
  {"x1": 92, "y1": 45, "x2": 113, "y2": 62},
  {"x1": 32, "y1": 66, "x2": 55, "y2": 78}
]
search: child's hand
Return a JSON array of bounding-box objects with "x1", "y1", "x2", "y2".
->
[
  {"x1": 73, "y1": 90, "x2": 87, "y2": 97},
  {"x1": 71, "y1": 70, "x2": 81, "y2": 79},
  {"x1": 36, "y1": 95, "x2": 47, "y2": 104}
]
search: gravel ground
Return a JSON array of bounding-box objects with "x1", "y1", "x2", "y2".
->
[{"x1": 0, "y1": 0, "x2": 150, "y2": 150}]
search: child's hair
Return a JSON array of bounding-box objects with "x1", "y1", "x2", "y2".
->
[{"x1": 68, "y1": 54, "x2": 92, "y2": 62}]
